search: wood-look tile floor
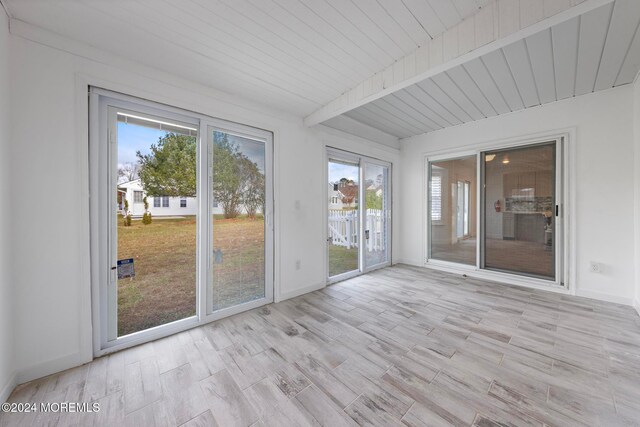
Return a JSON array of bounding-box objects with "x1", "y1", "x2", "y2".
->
[{"x1": 2, "y1": 265, "x2": 640, "y2": 426}]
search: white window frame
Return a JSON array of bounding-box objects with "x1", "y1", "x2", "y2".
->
[
  {"x1": 89, "y1": 87, "x2": 274, "y2": 356},
  {"x1": 133, "y1": 190, "x2": 143, "y2": 204},
  {"x1": 423, "y1": 131, "x2": 573, "y2": 294}
]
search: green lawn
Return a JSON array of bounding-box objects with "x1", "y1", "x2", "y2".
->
[
  {"x1": 328, "y1": 245, "x2": 358, "y2": 277},
  {"x1": 117, "y1": 216, "x2": 360, "y2": 336},
  {"x1": 117, "y1": 215, "x2": 264, "y2": 336}
]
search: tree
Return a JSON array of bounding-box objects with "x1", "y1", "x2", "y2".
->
[
  {"x1": 212, "y1": 132, "x2": 264, "y2": 219},
  {"x1": 136, "y1": 131, "x2": 264, "y2": 219},
  {"x1": 118, "y1": 162, "x2": 140, "y2": 183},
  {"x1": 365, "y1": 189, "x2": 383, "y2": 210},
  {"x1": 338, "y1": 178, "x2": 358, "y2": 207},
  {"x1": 241, "y1": 157, "x2": 265, "y2": 218},
  {"x1": 137, "y1": 133, "x2": 197, "y2": 197},
  {"x1": 212, "y1": 132, "x2": 244, "y2": 218}
]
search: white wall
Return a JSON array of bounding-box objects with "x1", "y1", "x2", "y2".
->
[
  {"x1": 400, "y1": 85, "x2": 636, "y2": 305},
  {"x1": 8, "y1": 27, "x2": 400, "y2": 384},
  {"x1": 0, "y1": 8, "x2": 15, "y2": 403}
]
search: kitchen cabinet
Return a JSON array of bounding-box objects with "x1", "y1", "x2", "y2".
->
[
  {"x1": 535, "y1": 171, "x2": 553, "y2": 197},
  {"x1": 503, "y1": 171, "x2": 553, "y2": 197},
  {"x1": 503, "y1": 173, "x2": 519, "y2": 198}
]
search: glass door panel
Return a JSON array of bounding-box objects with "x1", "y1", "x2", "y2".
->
[
  {"x1": 429, "y1": 156, "x2": 477, "y2": 265},
  {"x1": 112, "y1": 108, "x2": 198, "y2": 338},
  {"x1": 210, "y1": 129, "x2": 266, "y2": 311},
  {"x1": 328, "y1": 159, "x2": 360, "y2": 278},
  {"x1": 364, "y1": 162, "x2": 390, "y2": 269},
  {"x1": 483, "y1": 143, "x2": 556, "y2": 279}
]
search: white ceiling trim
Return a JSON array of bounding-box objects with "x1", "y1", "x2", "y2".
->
[{"x1": 304, "y1": 0, "x2": 614, "y2": 127}]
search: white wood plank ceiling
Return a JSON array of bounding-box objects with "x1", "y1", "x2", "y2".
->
[
  {"x1": 3, "y1": 0, "x2": 490, "y2": 116},
  {"x1": 340, "y1": 0, "x2": 640, "y2": 138}
]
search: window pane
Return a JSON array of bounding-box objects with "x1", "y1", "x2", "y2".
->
[
  {"x1": 483, "y1": 143, "x2": 555, "y2": 279},
  {"x1": 429, "y1": 156, "x2": 477, "y2": 265},
  {"x1": 116, "y1": 118, "x2": 197, "y2": 337},
  {"x1": 211, "y1": 130, "x2": 266, "y2": 311},
  {"x1": 364, "y1": 163, "x2": 389, "y2": 268},
  {"x1": 328, "y1": 160, "x2": 359, "y2": 277}
]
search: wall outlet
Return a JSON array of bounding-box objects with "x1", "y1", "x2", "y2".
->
[
  {"x1": 589, "y1": 262, "x2": 601, "y2": 273},
  {"x1": 295, "y1": 259, "x2": 301, "y2": 270}
]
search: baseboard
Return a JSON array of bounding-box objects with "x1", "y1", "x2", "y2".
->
[
  {"x1": 16, "y1": 351, "x2": 91, "y2": 385},
  {"x1": 276, "y1": 282, "x2": 325, "y2": 302},
  {"x1": 574, "y1": 289, "x2": 634, "y2": 306},
  {"x1": 393, "y1": 258, "x2": 423, "y2": 268},
  {"x1": 0, "y1": 371, "x2": 17, "y2": 403}
]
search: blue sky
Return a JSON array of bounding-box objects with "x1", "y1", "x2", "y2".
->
[
  {"x1": 117, "y1": 121, "x2": 168, "y2": 166},
  {"x1": 329, "y1": 162, "x2": 358, "y2": 183},
  {"x1": 118, "y1": 122, "x2": 265, "y2": 172},
  {"x1": 328, "y1": 162, "x2": 385, "y2": 184}
]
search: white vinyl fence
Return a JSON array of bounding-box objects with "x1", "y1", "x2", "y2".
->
[{"x1": 328, "y1": 209, "x2": 386, "y2": 251}]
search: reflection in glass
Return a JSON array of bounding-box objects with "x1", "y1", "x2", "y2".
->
[
  {"x1": 429, "y1": 156, "x2": 477, "y2": 265},
  {"x1": 483, "y1": 143, "x2": 555, "y2": 279},
  {"x1": 364, "y1": 163, "x2": 390, "y2": 268},
  {"x1": 211, "y1": 131, "x2": 266, "y2": 311}
]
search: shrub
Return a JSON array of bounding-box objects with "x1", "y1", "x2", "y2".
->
[
  {"x1": 142, "y1": 197, "x2": 152, "y2": 224},
  {"x1": 123, "y1": 199, "x2": 132, "y2": 227},
  {"x1": 142, "y1": 212, "x2": 152, "y2": 225}
]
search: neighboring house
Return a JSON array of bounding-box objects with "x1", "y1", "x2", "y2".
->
[
  {"x1": 328, "y1": 182, "x2": 344, "y2": 210},
  {"x1": 118, "y1": 179, "x2": 198, "y2": 217},
  {"x1": 329, "y1": 181, "x2": 359, "y2": 209},
  {"x1": 118, "y1": 178, "x2": 253, "y2": 217},
  {"x1": 367, "y1": 183, "x2": 383, "y2": 198}
]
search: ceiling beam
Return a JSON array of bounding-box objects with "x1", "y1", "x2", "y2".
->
[{"x1": 304, "y1": 0, "x2": 615, "y2": 127}]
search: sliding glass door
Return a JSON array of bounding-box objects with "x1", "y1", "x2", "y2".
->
[
  {"x1": 109, "y1": 106, "x2": 199, "y2": 340},
  {"x1": 482, "y1": 143, "x2": 556, "y2": 280},
  {"x1": 428, "y1": 156, "x2": 477, "y2": 266},
  {"x1": 427, "y1": 140, "x2": 563, "y2": 286},
  {"x1": 327, "y1": 158, "x2": 360, "y2": 278},
  {"x1": 364, "y1": 161, "x2": 391, "y2": 269},
  {"x1": 91, "y1": 88, "x2": 273, "y2": 354},
  {"x1": 327, "y1": 149, "x2": 391, "y2": 282},
  {"x1": 208, "y1": 127, "x2": 269, "y2": 312}
]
